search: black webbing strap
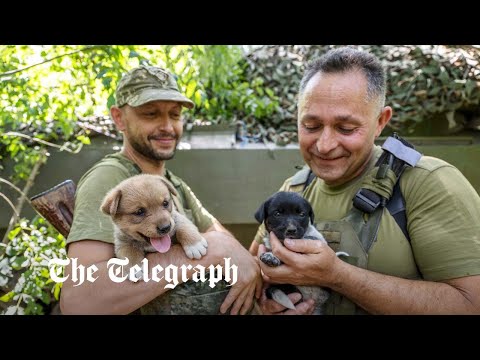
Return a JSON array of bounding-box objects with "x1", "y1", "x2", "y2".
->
[
  {"x1": 386, "y1": 181, "x2": 410, "y2": 242},
  {"x1": 352, "y1": 133, "x2": 421, "y2": 242}
]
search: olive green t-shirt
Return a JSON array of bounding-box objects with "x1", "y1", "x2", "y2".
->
[
  {"x1": 254, "y1": 145, "x2": 480, "y2": 282},
  {"x1": 67, "y1": 153, "x2": 216, "y2": 245}
]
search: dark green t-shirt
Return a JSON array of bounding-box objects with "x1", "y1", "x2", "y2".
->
[
  {"x1": 254, "y1": 145, "x2": 480, "y2": 282},
  {"x1": 67, "y1": 153, "x2": 216, "y2": 245}
]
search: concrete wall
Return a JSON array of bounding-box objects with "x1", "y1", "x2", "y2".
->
[{"x1": 2, "y1": 136, "x2": 480, "y2": 246}]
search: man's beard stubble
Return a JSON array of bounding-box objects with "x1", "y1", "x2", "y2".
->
[{"x1": 129, "y1": 133, "x2": 179, "y2": 161}]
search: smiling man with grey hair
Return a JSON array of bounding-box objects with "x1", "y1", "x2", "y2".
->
[{"x1": 250, "y1": 46, "x2": 480, "y2": 315}]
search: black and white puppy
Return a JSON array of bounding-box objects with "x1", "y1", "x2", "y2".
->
[{"x1": 255, "y1": 191, "x2": 347, "y2": 314}]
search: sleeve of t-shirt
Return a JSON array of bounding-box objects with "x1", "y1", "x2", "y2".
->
[
  {"x1": 66, "y1": 165, "x2": 129, "y2": 246},
  {"x1": 253, "y1": 178, "x2": 292, "y2": 244},
  {"x1": 179, "y1": 181, "x2": 216, "y2": 233},
  {"x1": 407, "y1": 165, "x2": 480, "y2": 281}
]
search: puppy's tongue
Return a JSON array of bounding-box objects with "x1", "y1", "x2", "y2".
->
[{"x1": 150, "y1": 235, "x2": 171, "y2": 253}]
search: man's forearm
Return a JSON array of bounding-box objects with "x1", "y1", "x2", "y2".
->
[
  {"x1": 61, "y1": 243, "x2": 226, "y2": 315},
  {"x1": 330, "y1": 261, "x2": 478, "y2": 314},
  {"x1": 61, "y1": 259, "x2": 165, "y2": 315}
]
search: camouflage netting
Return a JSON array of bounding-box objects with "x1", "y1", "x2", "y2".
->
[{"x1": 238, "y1": 45, "x2": 480, "y2": 145}]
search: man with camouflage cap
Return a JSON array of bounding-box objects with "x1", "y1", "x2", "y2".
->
[{"x1": 61, "y1": 65, "x2": 261, "y2": 315}]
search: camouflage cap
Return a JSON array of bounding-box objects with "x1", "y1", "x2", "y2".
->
[{"x1": 115, "y1": 65, "x2": 194, "y2": 109}]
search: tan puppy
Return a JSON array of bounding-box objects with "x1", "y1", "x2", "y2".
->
[{"x1": 100, "y1": 174, "x2": 208, "y2": 276}]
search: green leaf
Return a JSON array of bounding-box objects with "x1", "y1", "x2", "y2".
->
[
  {"x1": 0, "y1": 291, "x2": 14, "y2": 303},
  {"x1": 11, "y1": 256, "x2": 28, "y2": 269},
  {"x1": 40, "y1": 291, "x2": 51, "y2": 305},
  {"x1": 76, "y1": 135, "x2": 91, "y2": 145},
  {"x1": 8, "y1": 226, "x2": 21, "y2": 240},
  {"x1": 53, "y1": 283, "x2": 62, "y2": 300},
  {"x1": 107, "y1": 93, "x2": 116, "y2": 109}
]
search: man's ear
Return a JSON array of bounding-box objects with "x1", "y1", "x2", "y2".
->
[
  {"x1": 375, "y1": 106, "x2": 392, "y2": 138},
  {"x1": 110, "y1": 106, "x2": 126, "y2": 132},
  {"x1": 159, "y1": 176, "x2": 178, "y2": 197},
  {"x1": 100, "y1": 189, "x2": 122, "y2": 216},
  {"x1": 254, "y1": 198, "x2": 271, "y2": 224}
]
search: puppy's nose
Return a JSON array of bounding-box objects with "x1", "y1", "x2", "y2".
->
[
  {"x1": 157, "y1": 224, "x2": 171, "y2": 235},
  {"x1": 285, "y1": 226, "x2": 297, "y2": 236}
]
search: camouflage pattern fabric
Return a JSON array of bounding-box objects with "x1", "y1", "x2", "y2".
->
[
  {"x1": 115, "y1": 65, "x2": 194, "y2": 109},
  {"x1": 140, "y1": 279, "x2": 232, "y2": 315}
]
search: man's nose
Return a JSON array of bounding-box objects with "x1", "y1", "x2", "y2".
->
[
  {"x1": 316, "y1": 127, "x2": 338, "y2": 154},
  {"x1": 156, "y1": 117, "x2": 175, "y2": 132}
]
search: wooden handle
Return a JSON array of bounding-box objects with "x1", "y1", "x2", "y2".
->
[{"x1": 30, "y1": 180, "x2": 76, "y2": 237}]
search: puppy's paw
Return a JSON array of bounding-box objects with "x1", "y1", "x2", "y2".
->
[
  {"x1": 260, "y1": 252, "x2": 282, "y2": 267},
  {"x1": 183, "y1": 236, "x2": 208, "y2": 259}
]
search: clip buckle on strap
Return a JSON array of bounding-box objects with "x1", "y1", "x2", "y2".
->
[
  {"x1": 354, "y1": 189, "x2": 382, "y2": 213},
  {"x1": 352, "y1": 134, "x2": 421, "y2": 215}
]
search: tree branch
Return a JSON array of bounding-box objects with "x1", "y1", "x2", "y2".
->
[
  {"x1": 2, "y1": 149, "x2": 47, "y2": 244},
  {"x1": 1, "y1": 132, "x2": 83, "y2": 154},
  {"x1": 0, "y1": 45, "x2": 100, "y2": 78}
]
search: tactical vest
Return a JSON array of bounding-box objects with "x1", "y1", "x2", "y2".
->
[{"x1": 287, "y1": 134, "x2": 422, "y2": 315}]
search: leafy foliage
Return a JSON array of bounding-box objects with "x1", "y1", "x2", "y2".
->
[
  {"x1": 0, "y1": 45, "x2": 280, "y2": 181},
  {"x1": 0, "y1": 217, "x2": 66, "y2": 315}
]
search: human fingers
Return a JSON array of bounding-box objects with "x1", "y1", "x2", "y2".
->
[
  {"x1": 283, "y1": 238, "x2": 325, "y2": 254},
  {"x1": 282, "y1": 298, "x2": 316, "y2": 315},
  {"x1": 267, "y1": 232, "x2": 304, "y2": 265},
  {"x1": 220, "y1": 284, "x2": 241, "y2": 314},
  {"x1": 239, "y1": 282, "x2": 256, "y2": 315},
  {"x1": 261, "y1": 292, "x2": 303, "y2": 314},
  {"x1": 255, "y1": 272, "x2": 263, "y2": 299},
  {"x1": 257, "y1": 243, "x2": 267, "y2": 257},
  {"x1": 229, "y1": 285, "x2": 249, "y2": 315}
]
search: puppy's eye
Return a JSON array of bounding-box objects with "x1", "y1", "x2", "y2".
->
[
  {"x1": 274, "y1": 210, "x2": 281, "y2": 217},
  {"x1": 298, "y1": 212, "x2": 306, "y2": 217},
  {"x1": 163, "y1": 200, "x2": 169, "y2": 208},
  {"x1": 133, "y1": 208, "x2": 146, "y2": 216}
]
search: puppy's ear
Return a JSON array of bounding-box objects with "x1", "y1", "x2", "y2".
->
[
  {"x1": 254, "y1": 198, "x2": 271, "y2": 224},
  {"x1": 100, "y1": 189, "x2": 122, "y2": 216},
  {"x1": 159, "y1": 176, "x2": 178, "y2": 197}
]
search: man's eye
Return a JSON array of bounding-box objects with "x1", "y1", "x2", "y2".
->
[
  {"x1": 338, "y1": 127, "x2": 355, "y2": 134},
  {"x1": 303, "y1": 124, "x2": 320, "y2": 131},
  {"x1": 134, "y1": 208, "x2": 146, "y2": 216},
  {"x1": 141, "y1": 111, "x2": 156, "y2": 117}
]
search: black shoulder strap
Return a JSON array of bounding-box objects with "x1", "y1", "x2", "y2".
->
[
  {"x1": 387, "y1": 181, "x2": 410, "y2": 242},
  {"x1": 303, "y1": 170, "x2": 316, "y2": 192},
  {"x1": 353, "y1": 133, "x2": 421, "y2": 242}
]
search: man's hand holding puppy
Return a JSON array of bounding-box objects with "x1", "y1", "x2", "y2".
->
[
  {"x1": 208, "y1": 230, "x2": 262, "y2": 315},
  {"x1": 255, "y1": 232, "x2": 339, "y2": 315}
]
